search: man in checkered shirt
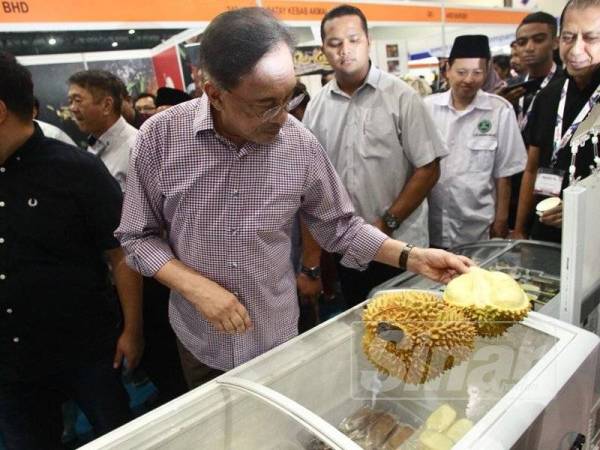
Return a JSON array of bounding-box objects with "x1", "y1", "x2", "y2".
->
[{"x1": 115, "y1": 7, "x2": 473, "y2": 389}]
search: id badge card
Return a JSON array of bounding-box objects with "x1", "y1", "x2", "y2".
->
[{"x1": 534, "y1": 168, "x2": 565, "y2": 197}]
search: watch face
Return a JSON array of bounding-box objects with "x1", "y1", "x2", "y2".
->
[
  {"x1": 301, "y1": 266, "x2": 321, "y2": 279},
  {"x1": 385, "y1": 213, "x2": 400, "y2": 230}
]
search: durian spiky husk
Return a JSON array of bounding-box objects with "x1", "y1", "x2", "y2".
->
[
  {"x1": 443, "y1": 267, "x2": 531, "y2": 338},
  {"x1": 362, "y1": 291, "x2": 476, "y2": 384}
]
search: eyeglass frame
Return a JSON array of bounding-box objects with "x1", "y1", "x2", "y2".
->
[{"x1": 225, "y1": 90, "x2": 306, "y2": 122}]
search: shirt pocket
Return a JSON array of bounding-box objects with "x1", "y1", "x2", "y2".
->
[
  {"x1": 467, "y1": 136, "x2": 497, "y2": 173},
  {"x1": 360, "y1": 109, "x2": 398, "y2": 159}
]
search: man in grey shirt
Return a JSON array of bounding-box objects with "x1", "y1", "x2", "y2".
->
[{"x1": 303, "y1": 4, "x2": 447, "y2": 307}]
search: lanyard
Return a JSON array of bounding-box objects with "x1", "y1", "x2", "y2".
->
[
  {"x1": 519, "y1": 63, "x2": 556, "y2": 131},
  {"x1": 552, "y1": 78, "x2": 600, "y2": 166}
]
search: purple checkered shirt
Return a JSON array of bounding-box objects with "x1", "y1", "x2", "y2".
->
[{"x1": 115, "y1": 95, "x2": 387, "y2": 371}]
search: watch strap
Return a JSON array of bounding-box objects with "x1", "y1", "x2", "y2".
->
[{"x1": 398, "y1": 244, "x2": 414, "y2": 270}]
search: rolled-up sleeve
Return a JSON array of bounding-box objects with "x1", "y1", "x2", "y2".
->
[
  {"x1": 299, "y1": 133, "x2": 388, "y2": 270},
  {"x1": 114, "y1": 121, "x2": 175, "y2": 276}
]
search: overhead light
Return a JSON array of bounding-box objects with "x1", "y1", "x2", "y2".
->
[
  {"x1": 128, "y1": 29, "x2": 135, "y2": 35},
  {"x1": 111, "y1": 41, "x2": 118, "y2": 48},
  {"x1": 48, "y1": 37, "x2": 56, "y2": 45}
]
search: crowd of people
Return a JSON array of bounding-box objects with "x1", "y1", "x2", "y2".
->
[{"x1": 1, "y1": 0, "x2": 599, "y2": 448}]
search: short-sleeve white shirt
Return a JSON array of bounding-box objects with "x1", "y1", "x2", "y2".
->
[
  {"x1": 424, "y1": 90, "x2": 527, "y2": 248},
  {"x1": 303, "y1": 65, "x2": 447, "y2": 248},
  {"x1": 87, "y1": 116, "x2": 137, "y2": 191}
]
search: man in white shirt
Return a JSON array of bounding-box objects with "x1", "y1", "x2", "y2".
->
[
  {"x1": 303, "y1": 4, "x2": 447, "y2": 307},
  {"x1": 68, "y1": 70, "x2": 137, "y2": 191},
  {"x1": 424, "y1": 35, "x2": 527, "y2": 249}
]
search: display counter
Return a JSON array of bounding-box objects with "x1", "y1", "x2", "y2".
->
[{"x1": 82, "y1": 285, "x2": 599, "y2": 449}]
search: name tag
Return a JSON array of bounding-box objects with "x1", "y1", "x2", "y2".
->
[{"x1": 534, "y1": 168, "x2": 564, "y2": 197}]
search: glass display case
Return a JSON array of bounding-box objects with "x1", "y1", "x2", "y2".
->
[{"x1": 82, "y1": 287, "x2": 599, "y2": 450}]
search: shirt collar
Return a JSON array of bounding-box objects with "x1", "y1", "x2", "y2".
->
[
  {"x1": 92, "y1": 116, "x2": 128, "y2": 149},
  {"x1": 330, "y1": 63, "x2": 381, "y2": 98},
  {"x1": 435, "y1": 89, "x2": 492, "y2": 112},
  {"x1": 193, "y1": 94, "x2": 215, "y2": 135},
  {"x1": 9, "y1": 122, "x2": 44, "y2": 164}
]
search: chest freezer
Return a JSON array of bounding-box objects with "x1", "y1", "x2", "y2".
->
[{"x1": 82, "y1": 286, "x2": 599, "y2": 450}]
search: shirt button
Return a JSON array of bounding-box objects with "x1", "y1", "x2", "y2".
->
[
  {"x1": 0, "y1": 201, "x2": 5, "y2": 207},
  {"x1": 0, "y1": 274, "x2": 6, "y2": 280},
  {"x1": 232, "y1": 190, "x2": 239, "y2": 197},
  {"x1": 13, "y1": 337, "x2": 19, "y2": 343},
  {"x1": 6, "y1": 308, "x2": 13, "y2": 314},
  {"x1": 0, "y1": 167, "x2": 5, "y2": 173},
  {"x1": 0, "y1": 238, "x2": 4, "y2": 244},
  {"x1": 231, "y1": 262, "x2": 238, "y2": 268}
]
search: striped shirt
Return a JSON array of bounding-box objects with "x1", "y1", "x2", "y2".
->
[{"x1": 115, "y1": 95, "x2": 387, "y2": 370}]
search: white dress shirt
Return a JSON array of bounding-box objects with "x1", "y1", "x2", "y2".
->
[
  {"x1": 87, "y1": 116, "x2": 137, "y2": 191},
  {"x1": 303, "y1": 65, "x2": 447, "y2": 248},
  {"x1": 36, "y1": 120, "x2": 76, "y2": 146},
  {"x1": 424, "y1": 90, "x2": 527, "y2": 248}
]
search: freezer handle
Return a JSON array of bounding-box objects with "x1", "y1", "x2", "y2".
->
[{"x1": 217, "y1": 376, "x2": 363, "y2": 450}]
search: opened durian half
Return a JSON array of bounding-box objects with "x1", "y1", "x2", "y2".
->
[
  {"x1": 443, "y1": 267, "x2": 531, "y2": 338},
  {"x1": 362, "y1": 291, "x2": 476, "y2": 384}
]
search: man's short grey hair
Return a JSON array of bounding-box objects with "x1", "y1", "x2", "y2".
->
[{"x1": 199, "y1": 7, "x2": 296, "y2": 91}]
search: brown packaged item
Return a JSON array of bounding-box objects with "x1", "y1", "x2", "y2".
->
[
  {"x1": 364, "y1": 412, "x2": 398, "y2": 449},
  {"x1": 383, "y1": 424, "x2": 415, "y2": 450},
  {"x1": 338, "y1": 405, "x2": 382, "y2": 441}
]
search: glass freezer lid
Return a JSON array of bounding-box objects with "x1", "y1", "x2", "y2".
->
[
  {"x1": 227, "y1": 298, "x2": 573, "y2": 449},
  {"x1": 80, "y1": 382, "x2": 344, "y2": 450}
]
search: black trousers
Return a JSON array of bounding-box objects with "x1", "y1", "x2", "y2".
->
[
  {"x1": 0, "y1": 356, "x2": 131, "y2": 450},
  {"x1": 334, "y1": 255, "x2": 404, "y2": 309},
  {"x1": 139, "y1": 277, "x2": 187, "y2": 405}
]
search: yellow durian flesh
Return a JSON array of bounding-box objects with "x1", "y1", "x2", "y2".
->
[
  {"x1": 445, "y1": 418, "x2": 473, "y2": 443},
  {"x1": 425, "y1": 404, "x2": 456, "y2": 433},
  {"x1": 419, "y1": 430, "x2": 454, "y2": 450},
  {"x1": 443, "y1": 267, "x2": 531, "y2": 337},
  {"x1": 362, "y1": 291, "x2": 476, "y2": 384}
]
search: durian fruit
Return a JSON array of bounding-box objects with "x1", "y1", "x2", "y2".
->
[
  {"x1": 443, "y1": 267, "x2": 531, "y2": 338},
  {"x1": 419, "y1": 430, "x2": 454, "y2": 450},
  {"x1": 425, "y1": 404, "x2": 456, "y2": 433},
  {"x1": 445, "y1": 418, "x2": 473, "y2": 443},
  {"x1": 362, "y1": 291, "x2": 476, "y2": 384}
]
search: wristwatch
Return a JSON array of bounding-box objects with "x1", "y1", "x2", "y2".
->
[
  {"x1": 301, "y1": 265, "x2": 321, "y2": 280},
  {"x1": 398, "y1": 244, "x2": 414, "y2": 270},
  {"x1": 383, "y1": 210, "x2": 401, "y2": 231}
]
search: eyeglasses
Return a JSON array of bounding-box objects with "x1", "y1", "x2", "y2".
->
[{"x1": 227, "y1": 91, "x2": 306, "y2": 122}]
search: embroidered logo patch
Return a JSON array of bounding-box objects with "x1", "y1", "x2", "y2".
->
[{"x1": 478, "y1": 119, "x2": 492, "y2": 134}]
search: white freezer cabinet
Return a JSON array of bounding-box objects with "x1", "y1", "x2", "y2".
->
[{"x1": 82, "y1": 289, "x2": 598, "y2": 450}]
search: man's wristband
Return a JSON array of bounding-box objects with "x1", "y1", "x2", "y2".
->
[{"x1": 398, "y1": 244, "x2": 414, "y2": 270}]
